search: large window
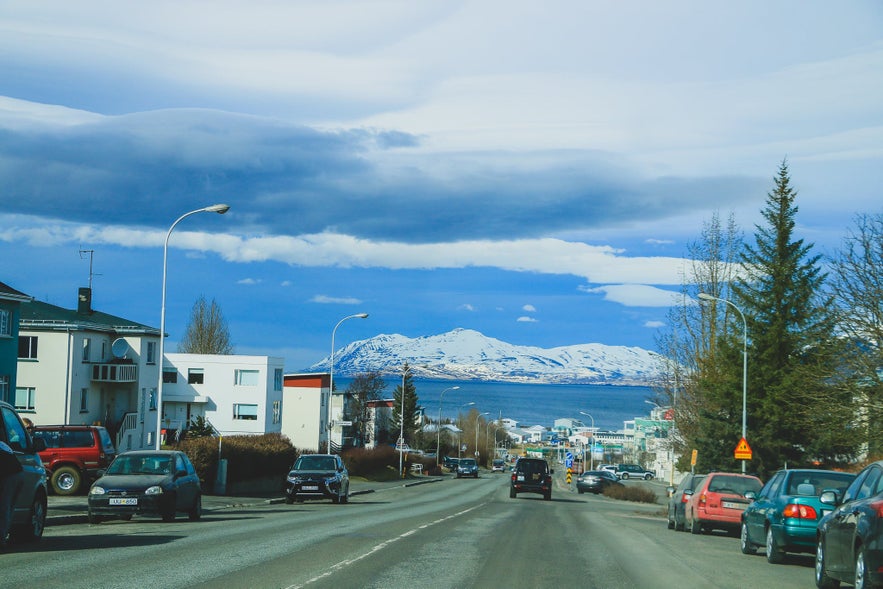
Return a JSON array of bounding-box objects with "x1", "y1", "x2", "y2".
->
[
  {"x1": 235, "y1": 369, "x2": 259, "y2": 386},
  {"x1": 274, "y1": 368, "x2": 283, "y2": 391},
  {"x1": 163, "y1": 368, "x2": 178, "y2": 384},
  {"x1": 0, "y1": 375, "x2": 8, "y2": 403},
  {"x1": 14, "y1": 387, "x2": 35, "y2": 411},
  {"x1": 82, "y1": 338, "x2": 91, "y2": 362},
  {"x1": 187, "y1": 368, "x2": 204, "y2": 385},
  {"x1": 18, "y1": 336, "x2": 38, "y2": 359},
  {"x1": 272, "y1": 400, "x2": 281, "y2": 424},
  {"x1": 0, "y1": 309, "x2": 10, "y2": 336},
  {"x1": 79, "y1": 388, "x2": 88, "y2": 412},
  {"x1": 146, "y1": 341, "x2": 156, "y2": 365},
  {"x1": 233, "y1": 404, "x2": 258, "y2": 420}
]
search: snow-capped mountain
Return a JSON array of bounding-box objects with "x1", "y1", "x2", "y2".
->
[{"x1": 307, "y1": 328, "x2": 661, "y2": 385}]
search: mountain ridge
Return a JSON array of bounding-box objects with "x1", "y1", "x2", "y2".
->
[{"x1": 307, "y1": 328, "x2": 661, "y2": 385}]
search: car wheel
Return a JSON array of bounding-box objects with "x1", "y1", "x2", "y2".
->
[
  {"x1": 88, "y1": 509, "x2": 102, "y2": 525},
  {"x1": 161, "y1": 496, "x2": 176, "y2": 522},
  {"x1": 621, "y1": 473, "x2": 630, "y2": 480},
  {"x1": 667, "y1": 510, "x2": 675, "y2": 530},
  {"x1": 285, "y1": 496, "x2": 294, "y2": 505},
  {"x1": 509, "y1": 488, "x2": 516, "y2": 499},
  {"x1": 690, "y1": 516, "x2": 702, "y2": 535},
  {"x1": 51, "y1": 466, "x2": 82, "y2": 495},
  {"x1": 579, "y1": 489, "x2": 585, "y2": 495},
  {"x1": 856, "y1": 544, "x2": 873, "y2": 589},
  {"x1": 765, "y1": 526, "x2": 785, "y2": 564},
  {"x1": 815, "y1": 536, "x2": 840, "y2": 589},
  {"x1": 740, "y1": 522, "x2": 756, "y2": 555},
  {"x1": 544, "y1": 492, "x2": 551, "y2": 501},
  {"x1": 120, "y1": 514, "x2": 133, "y2": 521},
  {"x1": 644, "y1": 474, "x2": 652, "y2": 480},
  {"x1": 12, "y1": 494, "x2": 46, "y2": 542},
  {"x1": 188, "y1": 494, "x2": 202, "y2": 521}
]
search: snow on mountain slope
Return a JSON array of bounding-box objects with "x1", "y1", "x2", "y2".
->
[{"x1": 307, "y1": 328, "x2": 661, "y2": 385}]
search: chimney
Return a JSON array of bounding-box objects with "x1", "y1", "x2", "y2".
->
[{"x1": 78, "y1": 287, "x2": 92, "y2": 315}]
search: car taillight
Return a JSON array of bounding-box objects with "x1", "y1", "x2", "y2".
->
[
  {"x1": 511, "y1": 473, "x2": 516, "y2": 482},
  {"x1": 783, "y1": 504, "x2": 818, "y2": 519},
  {"x1": 869, "y1": 500, "x2": 883, "y2": 518},
  {"x1": 681, "y1": 494, "x2": 690, "y2": 503},
  {"x1": 698, "y1": 493, "x2": 707, "y2": 506}
]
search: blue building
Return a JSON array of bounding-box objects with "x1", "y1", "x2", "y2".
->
[{"x1": 0, "y1": 281, "x2": 32, "y2": 403}]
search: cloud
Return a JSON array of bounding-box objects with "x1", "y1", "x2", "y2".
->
[
  {"x1": 644, "y1": 320, "x2": 665, "y2": 328},
  {"x1": 458, "y1": 304, "x2": 475, "y2": 312},
  {"x1": 236, "y1": 278, "x2": 260, "y2": 285},
  {"x1": 310, "y1": 294, "x2": 363, "y2": 305},
  {"x1": 522, "y1": 304, "x2": 536, "y2": 312},
  {"x1": 517, "y1": 316, "x2": 538, "y2": 323},
  {"x1": 581, "y1": 284, "x2": 680, "y2": 307}
]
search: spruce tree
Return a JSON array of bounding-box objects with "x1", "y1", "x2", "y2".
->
[{"x1": 391, "y1": 363, "x2": 420, "y2": 446}]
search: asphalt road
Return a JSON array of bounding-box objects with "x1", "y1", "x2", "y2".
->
[{"x1": 2, "y1": 473, "x2": 818, "y2": 588}]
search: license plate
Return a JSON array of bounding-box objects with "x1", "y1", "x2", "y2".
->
[
  {"x1": 303, "y1": 485, "x2": 319, "y2": 491},
  {"x1": 517, "y1": 475, "x2": 525, "y2": 481},
  {"x1": 109, "y1": 497, "x2": 138, "y2": 506},
  {"x1": 722, "y1": 501, "x2": 744, "y2": 510}
]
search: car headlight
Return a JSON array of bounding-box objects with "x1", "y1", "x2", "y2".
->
[
  {"x1": 89, "y1": 486, "x2": 106, "y2": 495},
  {"x1": 145, "y1": 485, "x2": 164, "y2": 495}
]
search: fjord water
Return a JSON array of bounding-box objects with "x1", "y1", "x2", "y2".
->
[{"x1": 336, "y1": 378, "x2": 656, "y2": 431}]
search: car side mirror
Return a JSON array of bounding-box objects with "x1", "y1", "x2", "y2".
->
[
  {"x1": 819, "y1": 490, "x2": 840, "y2": 506},
  {"x1": 744, "y1": 491, "x2": 756, "y2": 501},
  {"x1": 666, "y1": 486, "x2": 675, "y2": 496},
  {"x1": 175, "y1": 469, "x2": 188, "y2": 479},
  {"x1": 32, "y1": 437, "x2": 46, "y2": 452},
  {"x1": 683, "y1": 489, "x2": 694, "y2": 497},
  {"x1": 550, "y1": 469, "x2": 555, "y2": 475}
]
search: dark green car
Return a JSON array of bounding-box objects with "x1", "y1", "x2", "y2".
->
[{"x1": 740, "y1": 468, "x2": 854, "y2": 563}]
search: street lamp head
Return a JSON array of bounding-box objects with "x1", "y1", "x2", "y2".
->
[
  {"x1": 697, "y1": 292, "x2": 716, "y2": 302},
  {"x1": 355, "y1": 313, "x2": 369, "y2": 319},
  {"x1": 203, "y1": 203, "x2": 231, "y2": 214},
  {"x1": 452, "y1": 386, "x2": 460, "y2": 391}
]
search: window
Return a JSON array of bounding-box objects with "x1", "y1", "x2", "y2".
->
[
  {"x1": 235, "y1": 369, "x2": 259, "y2": 386},
  {"x1": 148, "y1": 388, "x2": 157, "y2": 411},
  {"x1": 0, "y1": 309, "x2": 10, "y2": 336},
  {"x1": 0, "y1": 375, "x2": 8, "y2": 403},
  {"x1": 233, "y1": 404, "x2": 258, "y2": 420},
  {"x1": 14, "y1": 387, "x2": 36, "y2": 411},
  {"x1": 82, "y1": 338, "x2": 91, "y2": 362},
  {"x1": 79, "y1": 388, "x2": 88, "y2": 412},
  {"x1": 163, "y1": 368, "x2": 178, "y2": 384},
  {"x1": 100, "y1": 340, "x2": 107, "y2": 362},
  {"x1": 18, "y1": 336, "x2": 38, "y2": 359},
  {"x1": 187, "y1": 369, "x2": 204, "y2": 385},
  {"x1": 274, "y1": 368, "x2": 283, "y2": 391},
  {"x1": 272, "y1": 400, "x2": 281, "y2": 424},
  {"x1": 146, "y1": 341, "x2": 156, "y2": 365}
]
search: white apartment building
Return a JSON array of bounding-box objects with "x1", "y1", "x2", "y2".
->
[
  {"x1": 281, "y1": 373, "x2": 330, "y2": 452},
  {"x1": 163, "y1": 353, "x2": 285, "y2": 438}
]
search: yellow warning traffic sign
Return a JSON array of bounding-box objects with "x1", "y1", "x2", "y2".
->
[
  {"x1": 734, "y1": 437, "x2": 753, "y2": 460},
  {"x1": 566, "y1": 467, "x2": 572, "y2": 484}
]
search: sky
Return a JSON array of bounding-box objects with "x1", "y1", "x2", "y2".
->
[{"x1": 1, "y1": 1, "x2": 881, "y2": 372}]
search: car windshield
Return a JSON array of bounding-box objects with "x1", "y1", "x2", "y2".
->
[
  {"x1": 107, "y1": 455, "x2": 171, "y2": 475},
  {"x1": 294, "y1": 456, "x2": 337, "y2": 471},
  {"x1": 786, "y1": 472, "x2": 854, "y2": 496},
  {"x1": 707, "y1": 474, "x2": 762, "y2": 495},
  {"x1": 460, "y1": 459, "x2": 476, "y2": 466}
]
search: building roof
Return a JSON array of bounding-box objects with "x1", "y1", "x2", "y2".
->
[
  {"x1": 0, "y1": 281, "x2": 32, "y2": 303},
  {"x1": 19, "y1": 299, "x2": 160, "y2": 335}
]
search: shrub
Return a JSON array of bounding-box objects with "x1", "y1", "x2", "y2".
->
[
  {"x1": 603, "y1": 484, "x2": 658, "y2": 504},
  {"x1": 176, "y1": 433, "x2": 298, "y2": 487},
  {"x1": 342, "y1": 446, "x2": 398, "y2": 477}
]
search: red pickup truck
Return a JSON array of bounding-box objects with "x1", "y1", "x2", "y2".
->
[{"x1": 31, "y1": 425, "x2": 116, "y2": 495}]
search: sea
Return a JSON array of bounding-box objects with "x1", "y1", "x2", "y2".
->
[{"x1": 334, "y1": 377, "x2": 657, "y2": 431}]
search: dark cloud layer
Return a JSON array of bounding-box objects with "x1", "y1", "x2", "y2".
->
[{"x1": 0, "y1": 108, "x2": 762, "y2": 242}]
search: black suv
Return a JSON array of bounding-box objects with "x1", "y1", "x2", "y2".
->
[
  {"x1": 0, "y1": 401, "x2": 48, "y2": 545},
  {"x1": 614, "y1": 464, "x2": 655, "y2": 480},
  {"x1": 510, "y1": 457, "x2": 553, "y2": 500},
  {"x1": 285, "y1": 454, "x2": 349, "y2": 504},
  {"x1": 666, "y1": 473, "x2": 706, "y2": 531}
]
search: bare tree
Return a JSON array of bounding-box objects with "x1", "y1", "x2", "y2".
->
[{"x1": 177, "y1": 295, "x2": 233, "y2": 354}]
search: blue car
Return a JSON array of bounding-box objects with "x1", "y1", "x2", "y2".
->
[{"x1": 740, "y1": 468, "x2": 854, "y2": 564}]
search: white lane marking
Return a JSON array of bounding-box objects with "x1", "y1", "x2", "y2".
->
[{"x1": 286, "y1": 502, "x2": 488, "y2": 589}]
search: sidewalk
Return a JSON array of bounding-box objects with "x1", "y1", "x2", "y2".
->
[{"x1": 44, "y1": 475, "x2": 445, "y2": 527}]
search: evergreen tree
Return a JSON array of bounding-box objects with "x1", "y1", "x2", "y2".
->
[
  {"x1": 177, "y1": 295, "x2": 233, "y2": 354},
  {"x1": 345, "y1": 372, "x2": 386, "y2": 447},
  {"x1": 391, "y1": 363, "x2": 420, "y2": 446},
  {"x1": 725, "y1": 160, "x2": 855, "y2": 476}
]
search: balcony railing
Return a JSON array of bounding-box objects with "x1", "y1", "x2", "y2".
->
[{"x1": 91, "y1": 363, "x2": 138, "y2": 383}]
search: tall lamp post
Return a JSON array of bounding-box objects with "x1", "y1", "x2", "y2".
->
[
  {"x1": 579, "y1": 411, "x2": 595, "y2": 472},
  {"x1": 156, "y1": 204, "x2": 230, "y2": 451},
  {"x1": 698, "y1": 292, "x2": 748, "y2": 473},
  {"x1": 457, "y1": 402, "x2": 474, "y2": 458},
  {"x1": 435, "y1": 386, "x2": 461, "y2": 467},
  {"x1": 474, "y1": 412, "x2": 489, "y2": 462},
  {"x1": 327, "y1": 313, "x2": 369, "y2": 454}
]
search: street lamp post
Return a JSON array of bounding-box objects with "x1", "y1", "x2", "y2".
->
[
  {"x1": 475, "y1": 412, "x2": 489, "y2": 462},
  {"x1": 579, "y1": 411, "x2": 595, "y2": 471},
  {"x1": 699, "y1": 292, "x2": 748, "y2": 474},
  {"x1": 156, "y1": 204, "x2": 230, "y2": 451},
  {"x1": 327, "y1": 313, "x2": 369, "y2": 454},
  {"x1": 457, "y1": 402, "x2": 474, "y2": 458},
  {"x1": 436, "y1": 386, "x2": 461, "y2": 468}
]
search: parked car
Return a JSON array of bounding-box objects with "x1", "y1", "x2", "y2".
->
[
  {"x1": 615, "y1": 464, "x2": 655, "y2": 480},
  {"x1": 685, "y1": 472, "x2": 762, "y2": 535},
  {"x1": 510, "y1": 457, "x2": 553, "y2": 501},
  {"x1": 87, "y1": 450, "x2": 202, "y2": 523},
  {"x1": 456, "y1": 458, "x2": 479, "y2": 478},
  {"x1": 815, "y1": 460, "x2": 883, "y2": 589},
  {"x1": 598, "y1": 464, "x2": 617, "y2": 473},
  {"x1": 740, "y1": 468, "x2": 854, "y2": 564},
  {"x1": 285, "y1": 453, "x2": 349, "y2": 504},
  {"x1": 0, "y1": 400, "x2": 48, "y2": 545},
  {"x1": 443, "y1": 456, "x2": 460, "y2": 472},
  {"x1": 576, "y1": 469, "x2": 622, "y2": 494},
  {"x1": 31, "y1": 424, "x2": 116, "y2": 495},
  {"x1": 492, "y1": 459, "x2": 506, "y2": 473},
  {"x1": 667, "y1": 473, "x2": 707, "y2": 531}
]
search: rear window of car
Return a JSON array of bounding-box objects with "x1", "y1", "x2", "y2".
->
[
  {"x1": 786, "y1": 472, "x2": 854, "y2": 496},
  {"x1": 517, "y1": 460, "x2": 548, "y2": 475},
  {"x1": 707, "y1": 474, "x2": 761, "y2": 495}
]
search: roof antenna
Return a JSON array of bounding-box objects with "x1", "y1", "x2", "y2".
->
[{"x1": 79, "y1": 248, "x2": 101, "y2": 290}]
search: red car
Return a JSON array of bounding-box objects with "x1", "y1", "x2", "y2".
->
[{"x1": 685, "y1": 472, "x2": 763, "y2": 535}]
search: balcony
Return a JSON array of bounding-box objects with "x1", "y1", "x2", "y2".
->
[{"x1": 91, "y1": 363, "x2": 138, "y2": 383}]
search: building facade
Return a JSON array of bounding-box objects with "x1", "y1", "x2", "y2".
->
[
  {"x1": 0, "y1": 281, "x2": 31, "y2": 404},
  {"x1": 281, "y1": 373, "x2": 330, "y2": 452}
]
